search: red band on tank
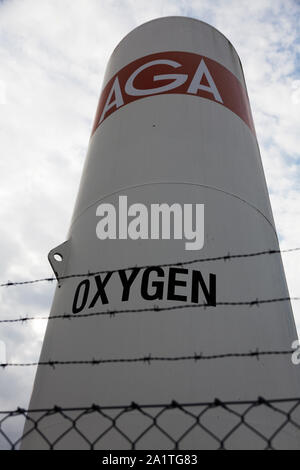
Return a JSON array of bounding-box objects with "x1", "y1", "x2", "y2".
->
[{"x1": 91, "y1": 51, "x2": 255, "y2": 137}]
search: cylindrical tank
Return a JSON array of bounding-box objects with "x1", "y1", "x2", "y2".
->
[{"x1": 22, "y1": 17, "x2": 300, "y2": 450}]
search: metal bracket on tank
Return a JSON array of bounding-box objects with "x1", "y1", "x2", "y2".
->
[{"x1": 48, "y1": 240, "x2": 71, "y2": 287}]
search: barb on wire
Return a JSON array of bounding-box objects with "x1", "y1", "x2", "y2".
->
[
  {"x1": 1, "y1": 247, "x2": 299, "y2": 288},
  {"x1": 2, "y1": 397, "x2": 300, "y2": 450},
  {"x1": 0, "y1": 349, "x2": 294, "y2": 369},
  {"x1": 0, "y1": 297, "x2": 299, "y2": 324}
]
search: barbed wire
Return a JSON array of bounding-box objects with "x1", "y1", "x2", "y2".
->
[
  {"x1": 0, "y1": 296, "x2": 299, "y2": 325},
  {"x1": 0, "y1": 349, "x2": 294, "y2": 369},
  {"x1": 1, "y1": 247, "x2": 299, "y2": 288},
  {"x1": 1, "y1": 249, "x2": 299, "y2": 449},
  {"x1": 3, "y1": 397, "x2": 300, "y2": 449}
]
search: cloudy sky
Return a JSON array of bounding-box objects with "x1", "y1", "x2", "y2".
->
[{"x1": 0, "y1": 0, "x2": 299, "y2": 445}]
